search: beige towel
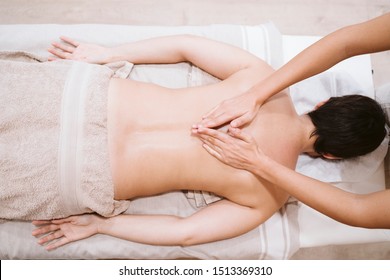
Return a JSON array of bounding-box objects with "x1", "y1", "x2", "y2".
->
[{"x1": 0, "y1": 51, "x2": 131, "y2": 220}]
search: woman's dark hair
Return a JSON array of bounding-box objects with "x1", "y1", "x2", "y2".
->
[{"x1": 308, "y1": 94, "x2": 387, "y2": 159}]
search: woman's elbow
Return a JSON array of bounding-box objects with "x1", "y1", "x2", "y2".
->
[
  {"x1": 174, "y1": 221, "x2": 215, "y2": 246},
  {"x1": 178, "y1": 228, "x2": 206, "y2": 247}
]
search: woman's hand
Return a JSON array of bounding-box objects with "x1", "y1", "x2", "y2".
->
[
  {"x1": 48, "y1": 36, "x2": 111, "y2": 64},
  {"x1": 193, "y1": 126, "x2": 265, "y2": 173},
  {"x1": 32, "y1": 214, "x2": 103, "y2": 251},
  {"x1": 194, "y1": 91, "x2": 261, "y2": 129}
]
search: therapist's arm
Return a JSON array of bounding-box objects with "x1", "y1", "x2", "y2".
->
[
  {"x1": 257, "y1": 155, "x2": 390, "y2": 229},
  {"x1": 196, "y1": 126, "x2": 390, "y2": 229},
  {"x1": 254, "y1": 12, "x2": 390, "y2": 103},
  {"x1": 199, "y1": 12, "x2": 390, "y2": 128}
]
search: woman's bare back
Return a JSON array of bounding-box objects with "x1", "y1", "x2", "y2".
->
[{"x1": 107, "y1": 77, "x2": 301, "y2": 209}]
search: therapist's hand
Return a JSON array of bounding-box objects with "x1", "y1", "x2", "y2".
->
[
  {"x1": 194, "y1": 126, "x2": 263, "y2": 173},
  {"x1": 195, "y1": 91, "x2": 260, "y2": 129},
  {"x1": 47, "y1": 36, "x2": 110, "y2": 64}
]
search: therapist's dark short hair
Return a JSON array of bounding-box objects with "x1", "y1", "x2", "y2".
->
[{"x1": 308, "y1": 94, "x2": 387, "y2": 159}]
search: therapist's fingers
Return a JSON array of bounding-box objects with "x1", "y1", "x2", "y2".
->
[
  {"x1": 230, "y1": 111, "x2": 255, "y2": 128},
  {"x1": 194, "y1": 128, "x2": 227, "y2": 161},
  {"x1": 197, "y1": 100, "x2": 239, "y2": 128},
  {"x1": 202, "y1": 143, "x2": 223, "y2": 161},
  {"x1": 201, "y1": 112, "x2": 235, "y2": 129},
  {"x1": 196, "y1": 126, "x2": 253, "y2": 146},
  {"x1": 196, "y1": 133, "x2": 225, "y2": 153},
  {"x1": 195, "y1": 126, "x2": 229, "y2": 142},
  {"x1": 227, "y1": 127, "x2": 253, "y2": 143}
]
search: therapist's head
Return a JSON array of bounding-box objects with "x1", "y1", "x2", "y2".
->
[{"x1": 308, "y1": 94, "x2": 387, "y2": 159}]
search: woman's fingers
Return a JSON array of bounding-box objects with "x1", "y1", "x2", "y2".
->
[
  {"x1": 32, "y1": 217, "x2": 75, "y2": 237},
  {"x1": 51, "y1": 41, "x2": 75, "y2": 53},
  {"x1": 47, "y1": 47, "x2": 71, "y2": 59},
  {"x1": 32, "y1": 221, "x2": 70, "y2": 251},
  {"x1": 60, "y1": 36, "x2": 80, "y2": 47},
  {"x1": 37, "y1": 229, "x2": 64, "y2": 245},
  {"x1": 32, "y1": 220, "x2": 51, "y2": 226},
  {"x1": 32, "y1": 223, "x2": 60, "y2": 236},
  {"x1": 33, "y1": 216, "x2": 74, "y2": 226},
  {"x1": 47, "y1": 36, "x2": 80, "y2": 60},
  {"x1": 45, "y1": 237, "x2": 69, "y2": 251},
  {"x1": 50, "y1": 216, "x2": 76, "y2": 224},
  {"x1": 47, "y1": 56, "x2": 59, "y2": 62}
]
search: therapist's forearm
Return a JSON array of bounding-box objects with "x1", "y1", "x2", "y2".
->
[
  {"x1": 248, "y1": 12, "x2": 390, "y2": 105},
  {"x1": 248, "y1": 28, "x2": 351, "y2": 105},
  {"x1": 255, "y1": 157, "x2": 390, "y2": 228},
  {"x1": 252, "y1": 156, "x2": 365, "y2": 227}
]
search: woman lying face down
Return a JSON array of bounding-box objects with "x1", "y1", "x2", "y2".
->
[{"x1": 30, "y1": 35, "x2": 386, "y2": 249}]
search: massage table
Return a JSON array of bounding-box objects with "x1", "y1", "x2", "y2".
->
[{"x1": 0, "y1": 22, "x2": 389, "y2": 259}]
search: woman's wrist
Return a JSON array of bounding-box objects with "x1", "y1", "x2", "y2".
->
[
  {"x1": 104, "y1": 47, "x2": 122, "y2": 63},
  {"x1": 96, "y1": 215, "x2": 109, "y2": 234}
]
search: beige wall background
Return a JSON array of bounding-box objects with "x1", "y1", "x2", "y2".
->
[{"x1": 1, "y1": 0, "x2": 389, "y2": 259}]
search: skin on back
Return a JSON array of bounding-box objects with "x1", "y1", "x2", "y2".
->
[{"x1": 108, "y1": 76, "x2": 301, "y2": 210}]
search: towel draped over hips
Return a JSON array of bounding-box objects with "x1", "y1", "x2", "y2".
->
[{"x1": 0, "y1": 52, "x2": 132, "y2": 220}]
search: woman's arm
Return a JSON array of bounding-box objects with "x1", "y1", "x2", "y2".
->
[
  {"x1": 196, "y1": 126, "x2": 390, "y2": 229},
  {"x1": 49, "y1": 35, "x2": 268, "y2": 81},
  {"x1": 33, "y1": 199, "x2": 272, "y2": 250},
  {"x1": 198, "y1": 12, "x2": 390, "y2": 128}
]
